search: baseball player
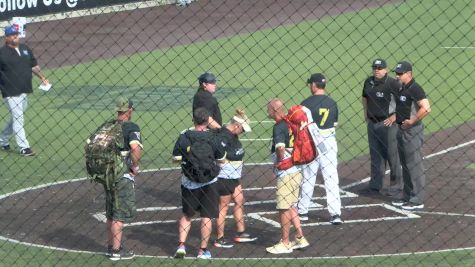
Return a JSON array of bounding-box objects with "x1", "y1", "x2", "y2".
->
[
  {"x1": 361, "y1": 59, "x2": 402, "y2": 196},
  {"x1": 297, "y1": 73, "x2": 342, "y2": 225}
]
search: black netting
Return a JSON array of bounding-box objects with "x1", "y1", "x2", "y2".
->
[{"x1": 1, "y1": 0, "x2": 474, "y2": 265}]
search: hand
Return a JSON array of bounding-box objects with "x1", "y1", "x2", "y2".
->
[
  {"x1": 42, "y1": 78, "x2": 49, "y2": 85},
  {"x1": 383, "y1": 117, "x2": 394, "y2": 127},
  {"x1": 384, "y1": 114, "x2": 396, "y2": 127},
  {"x1": 401, "y1": 119, "x2": 413, "y2": 129}
]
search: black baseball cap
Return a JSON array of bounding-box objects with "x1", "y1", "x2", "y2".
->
[
  {"x1": 372, "y1": 59, "x2": 387, "y2": 68},
  {"x1": 307, "y1": 73, "x2": 326, "y2": 84},
  {"x1": 393, "y1": 61, "x2": 412, "y2": 73},
  {"x1": 198, "y1": 72, "x2": 217, "y2": 84}
]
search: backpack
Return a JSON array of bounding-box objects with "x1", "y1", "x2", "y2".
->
[
  {"x1": 280, "y1": 105, "x2": 318, "y2": 167},
  {"x1": 182, "y1": 131, "x2": 220, "y2": 183},
  {"x1": 85, "y1": 119, "x2": 124, "y2": 190}
]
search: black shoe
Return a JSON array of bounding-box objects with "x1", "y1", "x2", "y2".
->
[
  {"x1": 384, "y1": 188, "x2": 402, "y2": 197},
  {"x1": 358, "y1": 187, "x2": 380, "y2": 195},
  {"x1": 109, "y1": 248, "x2": 135, "y2": 261},
  {"x1": 1, "y1": 145, "x2": 10, "y2": 151},
  {"x1": 214, "y1": 237, "x2": 234, "y2": 248},
  {"x1": 20, "y1": 148, "x2": 35, "y2": 156},
  {"x1": 105, "y1": 245, "x2": 113, "y2": 257},
  {"x1": 391, "y1": 199, "x2": 408, "y2": 207}
]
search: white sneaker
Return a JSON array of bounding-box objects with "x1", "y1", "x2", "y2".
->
[
  {"x1": 392, "y1": 199, "x2": 408, "y2": 207},
  {"x1": 330, "y1": 215, "x2": 342, "y2": 225},
  {"x1": 290, "y1": 236, "x2": 310, "y2": 250},
  {"x1": 401, "y1": 202, "x2": 424, "y2": 210},
  {"x1": 174, "y1": 245, "x2": 186, "y2": 259},
  {"x1": 266, "y1": 241, "x2": 293, "y2": 254}
]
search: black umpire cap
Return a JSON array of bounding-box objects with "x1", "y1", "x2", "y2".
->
[
  {"x1": 393, "y1": 61, "x2": 412, "y2": 73},
  {"x1": 198, "y1": 72, "x2": 217, "y2": 84},
  {"x1": 372, "y1": 59, "x2": 387, "y2": 68}
]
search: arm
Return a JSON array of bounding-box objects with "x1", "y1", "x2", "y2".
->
[
  {"x1": 402, "y1": 98, "x2": 431, "y2": 129},
  {"x1": 214, "y1": 135, "x2": 227, "y2": 164},
  {"x1": 208, "y1": 116, "x2": 221, "y2": 129},
  {"x1": 129, "y1": 143, "x2": 142, "y2": 176},
  {"x1": 384, "y1": 79, "x2": 399, "y2": 126},
  {"x1": 362, "y1": 97, "x2": 368, "y2": 122},
  {"x1": 275, "y1": 145, "x2": 286, "y2": 162},
  {"x1": 384, "y1": 93, "x2": 397, "y2": 126},
  {"x1": 413, "y1": 98, "x2": 431, "y2": 122},
  {"x1": 172, "y1": 134, "x2": 185, "y2": 163},
  {"x1": 32, "y1": 65, "x2": 48, "y2": 84}
]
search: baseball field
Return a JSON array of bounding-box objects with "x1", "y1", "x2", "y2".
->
[{"x1": 1, "y1": 0, "x2": 475, "y2": 265}]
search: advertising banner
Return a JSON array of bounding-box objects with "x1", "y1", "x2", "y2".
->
[{"x1": 1, "y1": 0, "x2": 139, "y2": 19}]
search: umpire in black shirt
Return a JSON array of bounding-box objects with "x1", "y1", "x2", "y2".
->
[
  {"x1": 361, "y1": 59, "x2": 402, "y2": 196},
  {"x1": 192, "y1": 72, "x2": 222, "y2": 129},
  {"x1": 391, "y1": 61, "x2": 431, "y2": 210}
]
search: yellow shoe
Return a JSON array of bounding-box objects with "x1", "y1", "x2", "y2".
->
[
  {"x1": 266, "y1": 240, "x2": 293, "y2": 254},
  {"x1": 290, "y1": 236, "x2": 310, "y2": 250}
]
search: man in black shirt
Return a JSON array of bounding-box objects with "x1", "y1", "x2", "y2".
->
[
  {"x1": 192, "y1": 72, "x2": 222, "y2": 129},
  {"x1": 391, "y1": 61, "x2": 431, "y2": 210},
  {"x1": 0, "y1": 25, "x2": 49, "y2": 156},
  {"x1": 172, "y1": 107, "x2": 226, "y2": 259},
  {"x1": 361, "y1": 59, "x2": 402, "y2": 196},
  {"x1": 106, "y1": 97, "x2": 143, "y2": 261}
]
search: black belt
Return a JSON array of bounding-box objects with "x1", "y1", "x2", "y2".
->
[{"x1": 398, "y1": 121, "x2": 422, "y2": 127}]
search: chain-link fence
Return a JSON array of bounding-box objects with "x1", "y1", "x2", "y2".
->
[{"x1": 1, "y1": 0, "x2": 474, "y2": 265}]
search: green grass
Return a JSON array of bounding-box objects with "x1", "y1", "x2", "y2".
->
[{"x1": 1, "y1": 0, "x2": 475, "y2": 265}]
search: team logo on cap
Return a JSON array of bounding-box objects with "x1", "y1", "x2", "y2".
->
[
  {"x1": 396, "y1": 64, "x2": 402, "y2": 69},
  {"x1": 375, "y1": 60, "x2": 382, "y2": 65}
]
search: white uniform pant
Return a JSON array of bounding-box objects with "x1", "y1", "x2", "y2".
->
[
  {"x1": 0, "y1": 94, "x2": 30, "y2": 149},
  {"x1": 297, "y1": 135, "x2": 341, "y2": 216}
]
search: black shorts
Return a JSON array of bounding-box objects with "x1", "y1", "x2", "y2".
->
[
  {"x1": 181, "y1": 183, "x2": 219, "y2": 218},
  {"x1": 217, "y1": 178, "x2": 240, "y2": 196}
]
